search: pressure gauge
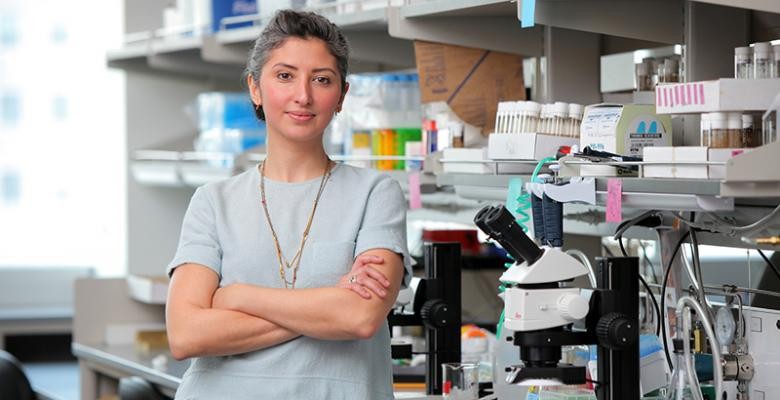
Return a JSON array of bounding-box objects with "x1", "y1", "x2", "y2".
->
[{"x1": 715, "y1": 306, "x2": 736, "y2": 347}]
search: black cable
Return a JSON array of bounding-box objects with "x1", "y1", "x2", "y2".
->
[
  {"x1": 660, "y1": 230, "x2": 692, "y2": 372},
  {"x1": 619, "y1": 237, "x2": 662, "y2": 337},
  {"x1": 757, "y1": 249, "x2": 780, "y2": 283}
]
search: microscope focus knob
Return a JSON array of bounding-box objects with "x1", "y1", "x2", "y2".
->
[
  {"x1": 420, "y1": 300, "x2": 455, "y2": 329},
  {"x1": 557, "y1": 293, "x2": 589, "y2": 321},
  {"x1": 596, "y1": 313, "x2": 637, "y2": 349}
]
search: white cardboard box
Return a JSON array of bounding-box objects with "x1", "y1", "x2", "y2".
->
[
  {"x1": 655, "y1": 78, "x2": 780, "y2": 114},
  {"x1": 442, "y1": 148, "x2": 491, "y2": 174},
  {"x1": 488, "y1": 132, "x2": 577, "y2": 160},
  {"x1": 126, "y1": 275, "x2": 169, "y2": 305},
  {"x1": 643, "y1": 146, "x2": 754, "y2": 179}
]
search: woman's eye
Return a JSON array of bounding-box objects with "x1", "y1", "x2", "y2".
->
[
  {"x1": 315, "y1": 76, "x2": 331, "y2": 84},
  {"x1": 277, "y1": 72, "x2": 292, "y2": 80}
]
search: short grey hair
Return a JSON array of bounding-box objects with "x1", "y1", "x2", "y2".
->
[{"x1": 244, "y1": 9, "x2": 350, "y2": 121}]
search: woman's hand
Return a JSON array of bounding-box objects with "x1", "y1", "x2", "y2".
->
[{"x1": 337, "y1": 253, "x2": 391, "y2": 300}]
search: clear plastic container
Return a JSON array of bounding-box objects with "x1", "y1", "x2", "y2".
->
[
  {"x1": 742, "y1": 114, "x2": 758, "y2": 147},
  {"x1": 636, "y1": 62, "x2": 653, "y2": 91},
  {"x1": 699, "y1": 113, "x2": 711, "y2": 147},
  {"x1": 708, "y1": 112, "x2": 728, "y2": 148},
  {"x1": 539, "y1": 104, "x2": 550, "y2": 135},
  {"x1": 774, "y1": 45, "x2": 780, "y2": 79},
  {"x1": 753, "y1": 42, "x2": 775, "y2": 79},
  {"x1": 664, "y1": 58, "x2": 680, "y2": 83},
  {"x1": 727, "y1": 112, "x2": 743, "y2": 148},
  {"x1": 734, "y1": 46, "x2": 753, "y2": 79},
  {"x1": 764, "y1": 110, "x2": 777, "y2": 144}
]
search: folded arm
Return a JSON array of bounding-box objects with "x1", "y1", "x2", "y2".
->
[
  {"x1": 166, "y1": 264, "x2": 299, "y2": 360},
  {"x1": 214, "y1": 248, "x2": 404, "y2": 341}
]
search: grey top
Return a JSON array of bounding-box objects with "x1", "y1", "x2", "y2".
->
[{"x1": 167, "y1": 163, "x2": 413, "y2": 400}]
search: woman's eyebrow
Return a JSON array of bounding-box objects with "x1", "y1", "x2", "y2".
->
[{"x1": 272, "y1": 63, "x2": 336, "y2": 75}]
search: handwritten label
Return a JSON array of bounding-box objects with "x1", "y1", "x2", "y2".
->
[
  {"x1": 606, "y1": 178, "x2": 622, "y2": 223},
  {"x1": 408, "y1": 172, "x2": 422, "y2": 210}
]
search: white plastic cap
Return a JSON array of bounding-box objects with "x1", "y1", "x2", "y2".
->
[
  {"x1": 741, "y1": 114, "x2": 753, "y2": 127},
  {"x1": 568, "y1": 103, "x2": 584, "y2": 118},
  {"x1": 727, "y1": 112, "x2": 742, "y2": 129},
  {"x1": 497, "y1": 102, "x2": 508, "y2": 114},
  {"x1": 553, "y1": 101, "x2": 569, "y2": 116},
  {"x1": 709, "y1": 112, "x2": 727, "y2": 129},
  {"x1": 700, "y1": 113, "x2": 710, "y2": 122},
  {"x1": 753, "y1": 42, "x2": 773, "y2": 54},
  {"x1": 527, "y1": 101, "x2": 541, "y2": 115},
  {"x1": 735, "y1": 46, "x2": 752, "y2": 56}
]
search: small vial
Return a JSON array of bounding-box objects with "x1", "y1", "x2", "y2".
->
[
  {"x1": 494, "y1": 102, "x2": 504, "y2": 133},
  {"x1": 552, "y1": 102, "x2": 569, "y2": 136},
  {"x1": 774, "y1": 45, "x2": 780, "y2": 79},
  {"x1": 664, "y1": 58, "x2": 680, "y2": 83},
  {"x1": 635, "y1": 62, "x2": 652, "y2": 91},
  {"x1": 753, "y1": 42, "x2": 774, "y2": 79},
  {"x1": 568, "y1": 103, "x2": 584, "y2": 137},
  {"x1": 764, "y1": 111, "x2": 777, "y2": 144},
  {"x1": 708, "y1": 112, "x2": 728, "y2": 148},
  {"x1": 734, "y1": 46, "x2": 753, "y2": 79},
  {"x1": 700, "y1": 113, "x2": 711, "y2": 147},
  {"x1": 727, "y1": 112, "x2": 743, "y2": 148},
  {"x1": 742, "y1": 114, "x2": 757, "y2": 147},
  {"x1": 526, "y1": 101, "x2": 541, "y2": 133},
  {"x1": 539, "y1": 104, "x2": 550, "y2": 134},
  {"x1": 450, "y1": 122, "x2": 464, "y2": 148}
]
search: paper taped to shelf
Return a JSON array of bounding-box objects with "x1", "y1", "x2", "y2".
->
[
  {"x1": 414, "y1": 41, "x2": 525, "y2": 135},
  {"x1": 655, "y1": 79, "x2": 780, "y2": 114}
]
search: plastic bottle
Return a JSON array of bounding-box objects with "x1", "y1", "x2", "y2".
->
[
  {"x1": 708, "y1": 112, "x2": 728, "y2": 148},
  {"x1": 734, "y1": 46, "x2": 753, "y2": 79},
  {"x1": 753, "y1": 42, "x2": 774, "y2": 79},
  {"x1": 727, "y1": 112, "x2": 743, "y2": 148},
  {"x1": 423, "y1": 119, "x2": 438, "y2": 154},
  {"x1": 699, "y1": 113, "x2": 711, "y2": 147},
  {"x1": 742, "y1": 114, "x2": 757, "y2": 148}
]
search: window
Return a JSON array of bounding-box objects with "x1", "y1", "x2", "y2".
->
[
  {"x1": 0, "y1": 170, "x2": 21, "y2": 205},
  {"x1": 1, "y1": 93, "x2": 20, "y2": 126}
]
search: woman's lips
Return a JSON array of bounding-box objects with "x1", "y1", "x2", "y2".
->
[{"x1": 287, "y1": 111, "x2": 315, "y2": 121}]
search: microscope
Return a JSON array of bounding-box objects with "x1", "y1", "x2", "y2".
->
[{"x1": 474, "y1": 204, "x2": 640, "y2": 400}]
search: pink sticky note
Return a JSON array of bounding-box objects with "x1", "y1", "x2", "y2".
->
[
  {"x1": 408, "y1": 172, "x2": 422, "y2": 210},
  {"x1": 606, "y1": 178, "x2": 622, "y2": 223}
]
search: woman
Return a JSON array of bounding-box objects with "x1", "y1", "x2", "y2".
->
[{"x1": 165, "y1": 9, "x2": 413, "y2": 400}]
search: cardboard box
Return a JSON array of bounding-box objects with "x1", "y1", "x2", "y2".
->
[
  {"x1": 488, "y1": 133, "x2": 577, "y2": 161},
  {"x1": 126, "y1": 275, "x2": 168, "y2": 304},
  {"x1": 414, "y1": 41, "x2": 525, "y2": 135},
  {"x1": 642, "y1": 146, "x2": 754, "y2": 179},
  {"x1": 655, "y1": 78, "x2": 780, "y2": 114},
  {"x1": 580, "y1": 104, "x2": 672, "y2": 176}
]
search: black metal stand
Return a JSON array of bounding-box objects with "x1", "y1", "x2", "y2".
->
[
  {"x1": 594, "y1": 257, "x2": 640, "y2": 400},
  {"x1": 388, "y1": 242, "x2": 462, "y2": 395}
]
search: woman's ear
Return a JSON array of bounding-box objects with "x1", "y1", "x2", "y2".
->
[
  {"x1": 336, "y1": 81, "x2": 349, "y2": 113},
  {"x1": 247, "y1": 74, "x2": 262, "y2": 108}
]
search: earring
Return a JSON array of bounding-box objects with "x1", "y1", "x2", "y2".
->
[{"x1": 255, "y1": 103, "x2": 261, "y2": 111}]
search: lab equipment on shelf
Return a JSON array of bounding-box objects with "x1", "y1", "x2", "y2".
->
[{"x1": 194, "y1": 92, "x2": 266, "y2": 166}]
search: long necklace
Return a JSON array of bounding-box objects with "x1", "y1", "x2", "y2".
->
[{"x1": 259, "y1": 159, "x2": 332, "y2": 289}]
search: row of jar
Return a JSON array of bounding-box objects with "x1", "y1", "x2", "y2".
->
[
  {"x1": 699, "y1": 112, "x2": 763, "y2": 148},
  {"x1": 494, "y1": 101, "x2": 585, "y2": 137},
  {"x1": 635, "y1": 56, "x2": 681, "y2": 91},
  {"x1": 734, "y1": 42, "x2": 780, "y2": 79}
]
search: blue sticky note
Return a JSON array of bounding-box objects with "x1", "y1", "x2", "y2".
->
[{"x1": 521, "y1": 0, "x2": 536, "y2": 28}]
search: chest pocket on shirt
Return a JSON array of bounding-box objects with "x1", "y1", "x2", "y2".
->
[{"x1": 302, "y1": 241, "x2": 355, "y2": 288}]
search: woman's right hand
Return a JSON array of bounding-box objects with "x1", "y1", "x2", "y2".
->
[{"x1": 336, "y1": 253, "x2": 391, "y2": 300}]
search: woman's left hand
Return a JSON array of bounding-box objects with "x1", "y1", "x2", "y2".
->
[{"x1": 336, "y1": 253, "x2": 390, "y2": 300}]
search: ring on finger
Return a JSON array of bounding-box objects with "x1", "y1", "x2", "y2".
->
[{"x1": 349, "y1": 275, "x2": 358, "y2": 284}]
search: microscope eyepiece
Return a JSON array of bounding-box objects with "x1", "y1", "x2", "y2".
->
[{"x1": 474, "y1": 204, "x2": 543, "y2": 265}]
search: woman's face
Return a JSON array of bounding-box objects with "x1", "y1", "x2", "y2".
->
[{"x1": 249, "y1": 37, "x2": 347, "y2": 145}]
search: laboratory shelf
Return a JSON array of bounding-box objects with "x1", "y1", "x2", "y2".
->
[{"x1": 399, "y1": 0, "x2": 514, "y2": 18}]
